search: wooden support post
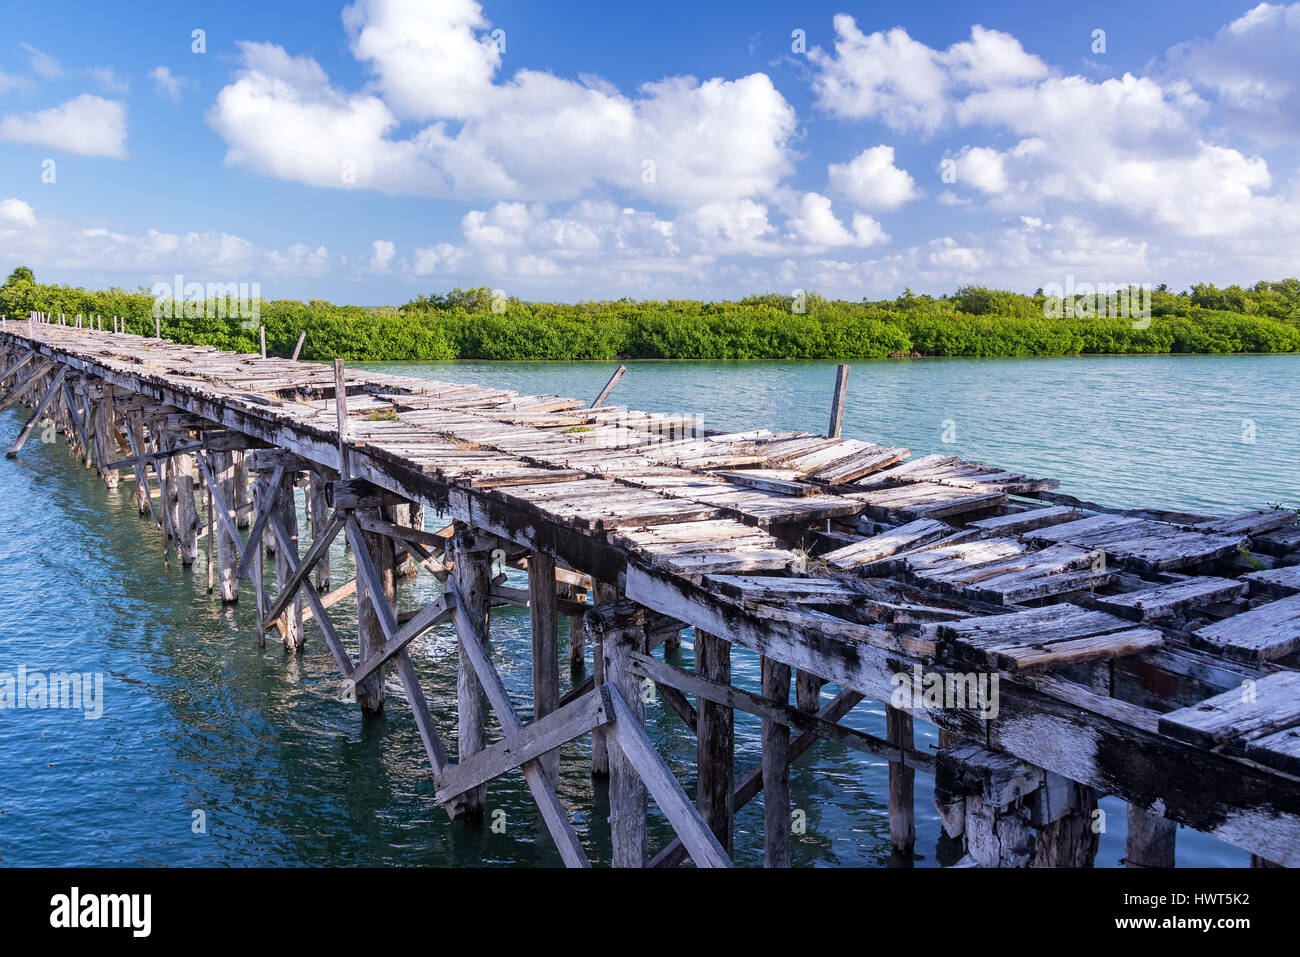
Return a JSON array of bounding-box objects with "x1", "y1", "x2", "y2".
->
[
  {"x1": 173, "y1": 440, "x2": 200, "y2": 565},
  {"x1": 796, "y1": 670, "x2": 822, "y2": 713},
  {"x1": 1126, "y1": 805, "x2": 1176, "y2": 868},
  {"x1": 354, "y1": 507, "x2": 394, "y2": 710},
  {"x1": 828, "y1": 363, "x2": 850, "y2": 439},
  {"x1": 307, "y1": 470, "x2": 332, "y2": 591},
  {"x1": 761, "y1": 655, "x2": 791, "y2": 868},
  {"x1": 886, "y1": 705, "x2": 916, "y2": 857},
  {"x1": 568, "y1": 582, "x2": 586, "y2": 676},
  {"x1": 530, "y1": 550, "x2": 560, "y2": 782},
  {"x1": 590, "y1": 580, "x2": 618, "y2": 777},
  {"x1": 598, "y1": 612, "x2": 649, "y2": 867},
  {"x1": 452, "y1": 524, "x2": 490, "y2": 817},
  {"x1": 696, "y1": 629, "x2": 734, "y2": 855},
  {"x1": 259, "y1": 325, "x2": 266, "y2": 359},
  {"x1": 1033, "y1": 781, "x2": 1098, "y2": 867},
  {"x1": 232, "y1": 450, "x2": 251, "y2": 528},
  {"x1": 210, "y1": 450, "x2": 240, "y2": 602},
  {"x1": 291, "y1": 330, "x2": 307, "y2": 361},
  {"x1": 124, "y1": 412, "x2": 153, "y2": 517},
  {"x1": 92, "y1": 393, "x2": 120, "y2": 489},
  {"x1": 273, "y1": 475, "x2": 304, "y2": 650},
  {"x1": 251, "y1": 475, "x2": 270, "y2": 642},
  {"x1": 590, "y1": 364, "x2": 626, "y2": 409}
]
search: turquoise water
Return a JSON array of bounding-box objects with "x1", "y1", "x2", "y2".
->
[{"x1": 2, "y1": 354, "x2": 1297, "y2": 867}]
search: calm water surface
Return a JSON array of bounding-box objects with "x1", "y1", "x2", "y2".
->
[{"x1": 2, "y1": 354, "x2": 1297, "y2": 866}]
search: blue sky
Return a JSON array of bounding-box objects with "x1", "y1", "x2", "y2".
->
[{"x1": 1, "y1": 0, "x2": 1297, "y2": 304}]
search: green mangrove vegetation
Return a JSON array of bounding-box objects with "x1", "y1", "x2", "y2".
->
[{"x1": 4, "y1": 267, "x2": 1299, "y2": 362}]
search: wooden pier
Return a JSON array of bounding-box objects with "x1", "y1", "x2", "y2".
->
[{"x1": 3, "y1": 315, "x2": 1299, "y2": 867}]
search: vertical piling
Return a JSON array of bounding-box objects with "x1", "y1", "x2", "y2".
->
[
  {"x1": 696, "y1": 629, "x2": 734, "y2": 854},
  {"x1": 453, "y1": 524, "x2": 490, "y2": 818},
  {"x1": 529, "y1": 550, "x2": 560, "y2": 782},
  {"x1": 761, "y1": 655, "x2": 792, "y2": 867}
]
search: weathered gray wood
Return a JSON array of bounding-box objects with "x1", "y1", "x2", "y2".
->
[
  {"x1": 761, "y1": 655, "x2": 791, "y2": 867},
  {"x1": 260, "y1": 511, "x2": 343, "y2": 628},
  {"x1": 590, "y1": 364, "x2": 626, "y2": 409},
  {"x1": 1243, "y1": 564, "x2": 1300, "y2": 598},
  {"x1": 452, "y1": 525, "x2": 490, "y2": 817},
  {"x1": 6, "y1": 365, "x2": 66, "y2": 457},
  {"x1": 266, "y1": 514, "x2": 353, "y2": 679},
  {"x1": 307, "y1": 471, "x2": 332, "y2": 591},
  {"x1": 598, "y1": 609, "x2": 649, "y2": 867},
  {"x1": 173, "y1": 441, "x2": 200, "y2": 566},
  {"x1": 1126, "y1": 805, "x2": 1176, "y2": 868},
  {"x1": 1158, "y1": 671, "x2": 1300, "y2": 749},
  {"x1": 796, "y1": 670, "x2": 821, "y2": 713},
  {"x1": 1191, "y1": 593, "x2": 1300, "y2": 663},
  {"x1": 291, "y1": 330, "x2": 307, "y2": 361},
  {"x1": 827, "y1": 363, "x2": 849, "y2": 439},
  {"x1": 234, "y1": 465, "x2": 284, "y2": 580},
  {"x1": 530, "y1": 551, "x2": 560, "y2": 782},
  {"x1": 435, "y1": 688, "x2": 609, "y2": 802},
  {"x1": 0, "y1": 358, "x2": 54, "y2": 411},
  {"x1": 350, "y1": 596, "x2": 451, "y2": 689},
  {"x1": 346, "y1": 512, "x2": 394, "y2": 712},
  {"x1": 695, "y1": 628, "x2": 734, "y2": 855},
  {"x1": 1095, "y1": 576, "x2": 1246, "y2": 621},
  {"x1": 604, "y1": 684, "x2": 732, "y2": 868},
  {"x1": 886, "y1": 704, "x2": 915, "y2": 857},
  {"x1": 448, "y1": 579, "x2": 591, "y2": 867},
  {"x1": 589, "y1": 580, "x2": 618, "y2": 777}
]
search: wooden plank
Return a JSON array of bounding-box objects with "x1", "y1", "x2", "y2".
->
[
  {"x1": 968, "y1": 505, "x2": 1081, "y2": 536},
  {"x1": 1192, "y1": 594, "x2": 1300, "y2": 663},
  {"x1": 1094, "y1": 577, "x2": 1246, "y2": 621},
  {"x1": 994, "y1": 628, "x2": 1164, "y2": 674},
  {"x1": 349, "y1": 594, "x2": 452, "y2": 688},
  {"x1": 603, "y1": 684, "x2": 733, "y2": 868},
  {"x1": 447, "y1": 579, "x2": 591, "y2": 868},
  {"x1": 1243, "y1": 565, "x2": 1300, "y2": 598},
  {"x1": 1244, "y1": 726, "x2": 1300, "y2": 777},
  {"x1": 1158, "y1": 672, "x2": 1300, "y2": 749},
  {"x1": 434, "y1": 688, "x2": 609, "y2": 802},
  {"x1": 821, "y1": 518, "x2": 951, "y2": 570},
  {"x1": 530, "y1": 550, "x2": 560, "y2": 782},
  {"x1": 234, "y1": 465, "x2": 284, "y2": 580},
  {"x1": 7, "y1": 366, "x2": 66, "y2": 457}
]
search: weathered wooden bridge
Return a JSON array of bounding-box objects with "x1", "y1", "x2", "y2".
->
[{"x1": 3, "y1": 313, "x2": 1299, "y2": 867}]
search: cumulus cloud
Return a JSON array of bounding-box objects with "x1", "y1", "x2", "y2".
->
[
  {"x1": 208, "y1": 0, "x2": 797, "y2": 207},
  {"x1": 0, "y1": 94, "x2": 127, "y2": 158},
  {"x1": 827, "y1": 146, "x2": 919, "y2": 210},
  {"x1": 1163, "y1": 1, "x2": 1300, "y2": 143},
  {"x1": 809, "y1": 14, "x2": 1299, "y2": 240},
  {"x1": 0, "y1": 197, "x2": 333, "y2": 281},
  {"x1": 810, "y1": 20, "x2": 1048, "y2": 133}
]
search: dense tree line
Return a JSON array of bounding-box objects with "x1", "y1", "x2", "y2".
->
[{"x1": 3, "y1": 267, "x2": 1298, "y2": 361}]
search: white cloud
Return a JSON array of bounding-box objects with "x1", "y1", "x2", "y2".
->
[
  {"x1": 810, "y1": 14, "x2": 1300, "y2": 242},
  {"x1": 810, "y1": 19, "x2": 1048, "y2": 134},
  {"x1": 368, "y1": 239, "x2": 397, "y2": 272},
  {"x1": 0, "y1": 95, "x2": 127, "y2": 158},
  {"x1": 149, "y1": 66, "x2": 193, "y2": 101},
  {"x1": 1163, "y1": 2, "x2": 1300, "y2": 143},
  {"x1": 0, "y1": 71, "x2": 33, "y2": 93},
  {"x1": 785, "y1": 192, "x2": 888, "y2": 249},
  {"x1": 0, "y1": 197, "x2": 333, "y2": 281},
  {"x1": 208, "y1": 0, "x2": 797, "y2": 207},
  {"x1": 0, "y1": 198, "x2": 37, "y2": 228},
  {"x1": 827, "y1": 146, "x2": 919, "y2": 210}
]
